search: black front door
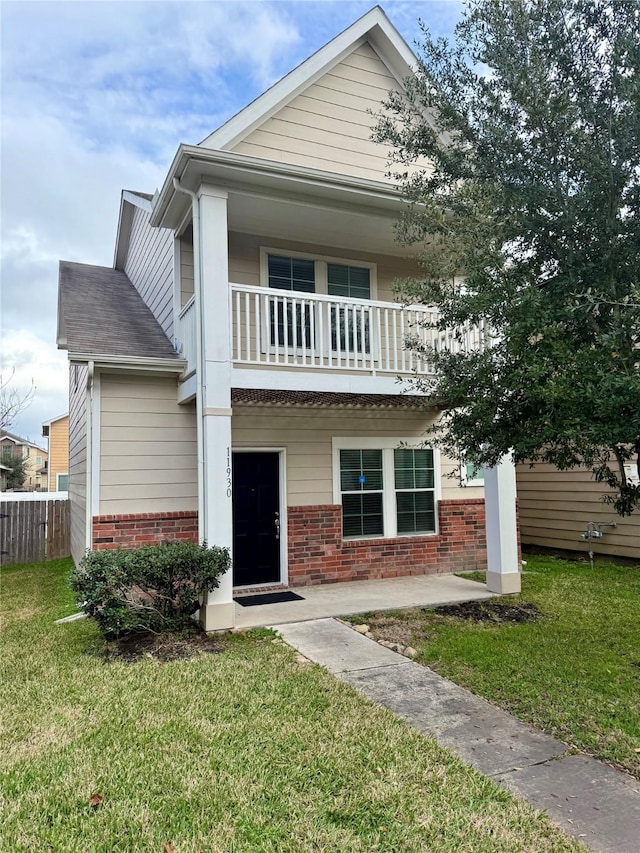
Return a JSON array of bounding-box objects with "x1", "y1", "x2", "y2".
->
[{"x1": 232, "y1": 452, "x2": 280, "y2": 586}]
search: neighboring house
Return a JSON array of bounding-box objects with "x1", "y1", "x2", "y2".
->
[
  {"x1": 0, "y1": 464, "x2": 10, "y2": 491},
  {"x1": 517, "y1": 461, "x2": 640, "y2": 561},
  {"x1": 0, "y1": 430, "x2": 48, "y2": 490},
  {"x1": 56, "y1": 7, "x2": 520, "y2": 630},
  {"x1": 42, "y1": 413, "x2": 70, "y2": 491}
]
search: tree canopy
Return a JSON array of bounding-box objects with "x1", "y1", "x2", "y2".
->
[{"x1": 377, "y1": 0, "x2": 640, "y2": 515}]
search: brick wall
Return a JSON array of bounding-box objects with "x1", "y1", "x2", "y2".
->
[
  {"x1": 287, "y1": 499, "x2": 487, "y2": 585},
  {"x1": 92, "y1": 511, "x2": 198, "y2": 550}
]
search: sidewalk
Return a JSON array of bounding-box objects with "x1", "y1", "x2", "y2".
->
[{"x1": 273, "y1": 618, "x2": 640, "y2": 853}]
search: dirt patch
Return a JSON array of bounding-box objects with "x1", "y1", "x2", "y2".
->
[
  {"x1": 430, "y1": 600, "x2": 543, "y2": 624},
  {"x1": 103, "y1": 628, "x2": 224, "y2": 663},
  {"x1": 359, "y1": 612, "x2": 427, "y2": 646}
]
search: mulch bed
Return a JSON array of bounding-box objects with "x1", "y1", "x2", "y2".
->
[
  {"x1": 430, "y1": 600, "x2": 543, "y2": 624},
  {"x1": 103, "y1": 628, "x2": 225, "y2": 663}
]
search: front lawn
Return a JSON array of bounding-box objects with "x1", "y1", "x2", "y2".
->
[
  {"x1": 0, "y1": 559, "x2": 584, "y2": 852},
  {"x1": 356, "y1": 556, "x2": 640, "y2": 778}
]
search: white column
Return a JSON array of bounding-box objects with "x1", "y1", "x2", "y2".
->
[
  {"x1": 197, "y1": 184, "x2": 235, "y2": 630},
  {"x1": 484, "y1": 453, "x2": 521, "y2": 594}
]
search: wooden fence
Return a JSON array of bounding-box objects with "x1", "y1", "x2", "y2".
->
[{"x1": 0, "y1": 498, "x2": 71, "y2": 566}]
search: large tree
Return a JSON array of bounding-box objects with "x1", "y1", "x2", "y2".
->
[{"x1": 377, "y1": 0, "x2": 640, "y2": 515}]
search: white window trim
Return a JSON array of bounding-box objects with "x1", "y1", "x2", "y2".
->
[
  {"x1": 332, "y1": 437, "x2": 441, "y2": 539},
  {"x1": 259, "y1": 246, "x2": 378, "y2": 299},
  {"x1": 56, "y1": 472, "x2": 69, "y2": 490}
]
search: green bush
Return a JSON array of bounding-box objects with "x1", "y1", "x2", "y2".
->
[{"x1": 70, "y1": 542, "x2": 230, "y2": 637}]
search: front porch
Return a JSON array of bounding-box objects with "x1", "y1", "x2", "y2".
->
[{"x1": 233, "y1": 570, "x2": 495, "y2": 629}]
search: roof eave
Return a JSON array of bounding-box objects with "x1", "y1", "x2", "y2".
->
[{"x1": 150, "y1": 146, "x2": 406, "y2": 230}]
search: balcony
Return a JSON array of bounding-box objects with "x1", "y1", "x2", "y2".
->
[{"x1": 177, "y1": 284, "x2": 488, "y2": 392}]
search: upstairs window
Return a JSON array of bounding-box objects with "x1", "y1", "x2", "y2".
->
[{"x1": 267, "y1": 255, "x2": 315, "y2": 293}]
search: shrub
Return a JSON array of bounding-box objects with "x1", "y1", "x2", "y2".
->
[{"x1": 70, "y1": 542, "x2": 230, "y2": 637}]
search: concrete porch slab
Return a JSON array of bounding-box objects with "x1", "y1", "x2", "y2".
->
[{"x1": 234, "y1": 572, "x2": 494, "y2": 629}]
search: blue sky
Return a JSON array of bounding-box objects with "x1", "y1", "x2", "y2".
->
[{"x1": 0, "y1": 0, "x2": 463, "y2": 445}]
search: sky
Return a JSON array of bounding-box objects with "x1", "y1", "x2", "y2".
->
[{"x1": 0, "y1": 0, "x2": 462, "y2": 447}]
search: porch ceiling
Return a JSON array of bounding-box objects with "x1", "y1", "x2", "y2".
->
[
  {"x1": 227, "y1": 190, "x2": 408, "y2": 257},
  {"x1": 231, "y1": 388, "x2": 431, "y2": 409}
]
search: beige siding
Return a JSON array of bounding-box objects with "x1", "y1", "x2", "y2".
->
[
  {"x1": 69, "y1": 363, "x2": 88, "y2": 565},
  {"x1": 516, "y1": 462, "x2": 640, "y2": 559},
  {"x1": 180, "y1": 230, "x2": 194, "y2": 307},
  {"x1": 99, "y1": 373, "x2": 197, "y2": 515},
  {"x1": 232, "y1": 42, "x2": 432, "y2": 182},
  {"x1": 229, "y1": 231, "x2": 421, "y2": 303},
  {"x1": 232, "y1": 405, "x2": 483, "y2": 506},
  {"x1": 124, "y1": 205, "x2": 175, "y2": 339},
  {"x1": 48, "y1": 415, "x2": 69, "y2": 490}
]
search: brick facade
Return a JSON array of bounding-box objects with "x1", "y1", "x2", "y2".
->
[
  {"x1": 90, "y1": 500, "x2": 497, "y2": 587},
  {"x1": 287, "y1": 498, "x2": 488, "y2": 585},
  {"x1": 92, "y1": 511, "x2": 198, "y2": 550}
]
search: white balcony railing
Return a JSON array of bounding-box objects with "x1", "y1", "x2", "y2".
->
[
  {"x1": 177, "y1": 295, "x2": 196, "y2": 373},
  {"x1": 176, "y1": 284, "x2": 488, "y2": 378}
]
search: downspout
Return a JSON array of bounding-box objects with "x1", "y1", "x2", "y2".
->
[
  {"x1": 172, "y1": 177, "x2": 205, "y2": 541},
  {"x1": 85, "y1": 361, "x2": 94, "y2": 551}
]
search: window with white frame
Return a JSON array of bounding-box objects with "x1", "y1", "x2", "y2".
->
[
  {"x1": 56, "y1": 473, "x2": 69, "y2": 491},
  {"x1": 334, "y1": 438, "x2": 438, "y2": 539},
  {"x1": 262, "y1": 248, "x2": 376, "y2": 353},
  {"x1": 462, "y1": 458, "x2": 484, "y2": 485}
]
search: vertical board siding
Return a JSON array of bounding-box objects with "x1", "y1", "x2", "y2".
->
[
  {"x1": 232, "y1": 42, "x2": 433, "y2": 181},
  {"x1": 231, "y1": 406, "x2": 483, "y2": 506},
  {"x1": 69, "y1": 363, "x2": 88, "y2": 566},
  {"x1": 124, "y1": 205, "x2": 175, "y2": 339},
  {"x1": 516, "y1": 461, "x2": 640, "y2": 559},
  {"x1": 99, "y1": 373, "x2": 198, "y2": 515}
]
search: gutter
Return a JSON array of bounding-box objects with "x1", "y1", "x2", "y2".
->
[
  {"x1": 68, "y1": 354, "x2": 187, "y2": 373},
  {"x1": 150, "y1": 145, "x2": 405, "y2": 228},
  {"x1": 85, "y1": 361, "x2": 94, "y2": 551}
]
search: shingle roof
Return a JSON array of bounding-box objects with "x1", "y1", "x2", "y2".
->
[
  {"x1": 231, "y1": 388, "x2": 429, "y2": 409},
  {"x1": 58, "y1": 261, "x2": 180, "y2": 360},
  {"x1": 0, "y1": 430, "x2": 46, "y2": 451}
]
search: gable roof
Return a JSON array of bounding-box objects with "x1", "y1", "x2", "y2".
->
[
  {"x1": 0, "y1": 430, "x2": 46, "y2": 452},
  {"x1": 200, "y1": 5, "x2": 416, "y2": 151},
  {"x1": 114, "y1": 189, "x2": 155, "y2": 269},
  {"x1": 57, "y1": 261, "x2": 182, "y2": 363}
]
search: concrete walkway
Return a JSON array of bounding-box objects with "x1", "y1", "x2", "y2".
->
[
  {"x1": 235, "y1": 572, "x2": 494, "y2": 629},
  {"x1": 273, "y1": 618, "x2": 640, "y2": 853}
]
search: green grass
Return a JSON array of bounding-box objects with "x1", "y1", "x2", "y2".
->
[
  {"x1": 360, "y1": 556, "x2": 640, "y2": 778},
  {"x1": 0, "y1": 559, "x2": 584, "y2": 852}
]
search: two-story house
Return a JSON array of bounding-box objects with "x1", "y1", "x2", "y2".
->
[
  {"x1": 42, "y1": 413, "x2": 70, "y2": 491},
  {"x1": 57, "y1": 7, "x2": 520, "y2": 630},
  {"x1": 0, "y1": 430, "x2": 48, "y2": 490}
]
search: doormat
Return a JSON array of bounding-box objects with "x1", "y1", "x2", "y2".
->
[{"x1": 234, "y1": 591, "x2": 305, "y2": 607}]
